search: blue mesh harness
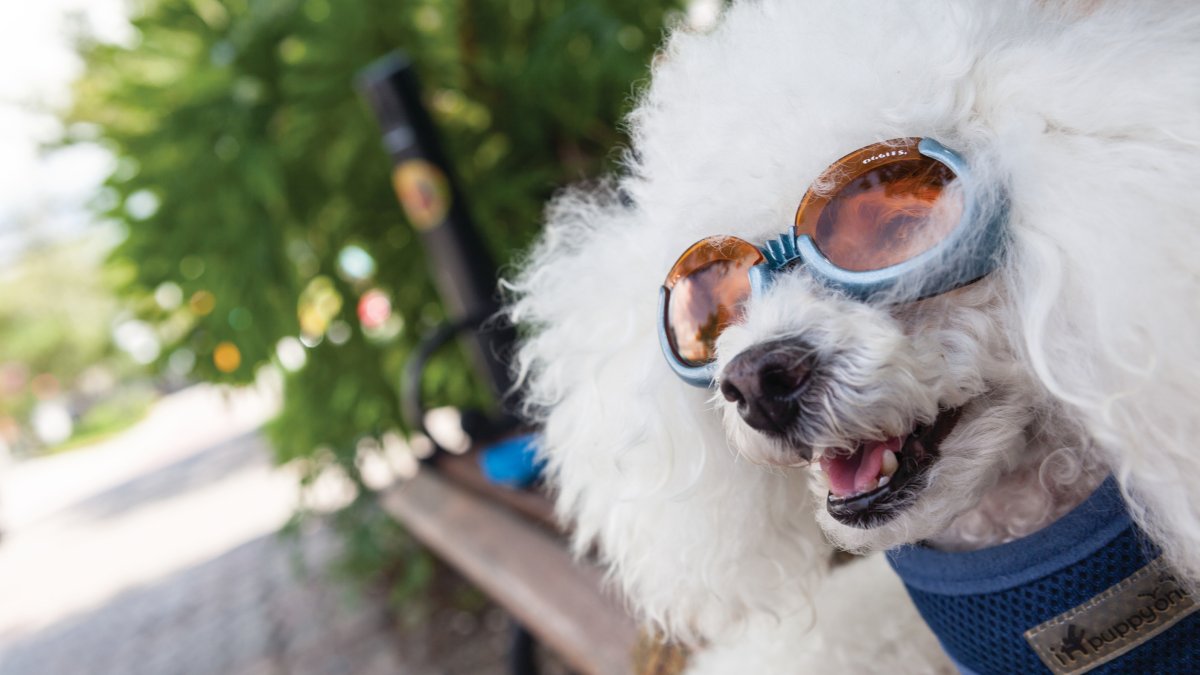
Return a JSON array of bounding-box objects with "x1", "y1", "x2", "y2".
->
[{"x1": 886, "y1": 478, "x2": 1200, "y2": 675}]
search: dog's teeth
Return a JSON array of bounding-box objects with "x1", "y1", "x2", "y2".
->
[
  {"x1": 861, "y1": 477, "x2": 879, "y2": 492},
  {"x1": 878, "y1": 475, "x2": 890, "y2": 488},
  {"x1": 881, "y1": 450, "x2": 899, "y2": 477}
]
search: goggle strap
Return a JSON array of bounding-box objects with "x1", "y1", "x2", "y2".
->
[{"x1": 759, "y1": 231, "x2": 802, "y2": 269}]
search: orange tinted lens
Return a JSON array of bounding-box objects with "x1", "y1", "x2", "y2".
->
[
  {"x1": 795, "y1": 139, "x2": 963, "y2": 272},
  {"x1": 665, "y1": 238, "x2": 763, "y2": 366}
]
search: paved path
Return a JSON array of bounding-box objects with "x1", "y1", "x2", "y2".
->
[{"x1": 0, "y1": 384, "x2": 407, "y2": 675}]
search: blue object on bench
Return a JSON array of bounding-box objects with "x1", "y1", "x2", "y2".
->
[{"x1": 479, "y1": 433, "x2": 544, "y2": 488}]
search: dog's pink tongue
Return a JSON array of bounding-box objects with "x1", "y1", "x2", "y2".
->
[{"x1": 820, "y1": 436, "x2": 902, "y2": 498}]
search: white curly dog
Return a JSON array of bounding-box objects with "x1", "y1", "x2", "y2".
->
[{"x1": 507, "y1": 1, "x2": 1200, "y2": 671}]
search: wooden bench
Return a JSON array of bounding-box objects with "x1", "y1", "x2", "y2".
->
[{"x1": 378, "y1": 454, "x2": 639, "y2": 675}]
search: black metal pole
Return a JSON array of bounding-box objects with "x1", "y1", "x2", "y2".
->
[{"x1": 357, "y1": 53, "x2": 516, "y2": 401}]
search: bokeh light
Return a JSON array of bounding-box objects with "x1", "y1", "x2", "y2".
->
[
  {"x1": 298, "y1": 275, "x2": 343, "y2": 342},
  {"x1": 30, "y1": 373, "x2": 60, "y2": 399},
  {"x1": 0, "y1": 362, "x2": 28, "y2": 395},
  {"x1": 228, "y1": 307, "x2": 252, "y2": 331},
  {"x1": 326, "y1": 320, "x2": 352, "y2": 346},
  {"x1": 179, "y1": 256, "x2": 206, "y2": 280},
  {"x1": 213, "y1": 135, "x2": 240, "y2": 161},
  {"x1": 275, "y1": 337, "x2": 307, "y2": 372},
  {"x1": 356, "y1": 289, "x2": 391, "y2": 329},
  {"x1": 124, "y1": 189, "x2": 161, "y2": 220},
  {"x1": 357, "y1": 289, "x2": 403, "y2": 341},
  {"x1": 168, "y1": 348, "x2": 196, "y2": 376},
  {"x1": 154, "y1": 281, "x2": 183, "y2": 310},
  {"x1": 189, "y1": 290, "x2": 216, "y2": 315},
  {"x1": 286, "y1": 239, "x2": 319, "y2": 278},
  {"x1": 213, "y1": 341, "x2": 242, "y2": 373},
  {"x1": 337, "y1": 244, "x2": 376, "y2": 282},
  {"x1": 31, "y1": 401, "x2": 73, "y2": 445},
  {"x1": 113, "y1": 319, "x2": 162, "y2": 364}
]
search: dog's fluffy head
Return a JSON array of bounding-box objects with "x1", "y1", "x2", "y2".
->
[{"x1": 508, "y1": 0, "x2": 1200, "y2": 640}]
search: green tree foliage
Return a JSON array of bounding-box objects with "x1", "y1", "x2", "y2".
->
[
  {"x1": 69, "y1": 0, "x2": 679, "y2": 583},
  {"x1": 71, "y1": 0, "x2": 677, "y2": 455}
]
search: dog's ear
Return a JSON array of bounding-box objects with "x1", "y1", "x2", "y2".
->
[
  {"x1": 993, "y1": 2, "x2": 1200, "y2": 580},
  {"x1": 507, "y1": 184, "x2": 830, "y2": 641}
]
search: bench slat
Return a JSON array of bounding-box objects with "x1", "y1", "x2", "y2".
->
[
  {"x1": 380, "y1": 469, "x2": 637, "y2": 675},
  {"x1": 433, "y1": 452, "x2": 559, "y2": 530}
]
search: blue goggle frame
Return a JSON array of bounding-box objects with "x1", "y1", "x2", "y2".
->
[{"x1": 658, "y1": 138, "x2": 1007, "y2": 388}]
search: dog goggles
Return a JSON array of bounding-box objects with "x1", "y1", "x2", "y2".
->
[{"x1": 657, "y1": 137, "x2": 1006, "y2": 387}]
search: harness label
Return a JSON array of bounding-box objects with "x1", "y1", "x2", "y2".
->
[{"x1": 1024, "y1": 557, "x2": 1198, "y2": 674}]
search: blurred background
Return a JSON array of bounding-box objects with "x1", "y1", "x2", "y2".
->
[{"x1": 0, "y1": 0, "x2": 722, "y2": 673}]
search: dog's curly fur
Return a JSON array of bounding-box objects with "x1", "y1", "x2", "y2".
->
[{"x1": 506, "y1": 0, "x2": 1200, "y2": 670}]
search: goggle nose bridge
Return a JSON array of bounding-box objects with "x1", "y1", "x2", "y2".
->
[
  {"x1": 759, "y1": 231, "x2": 804, "y2": 269},
  {"x1": 750, "y1": 231, "x2": 808, "y2": 296}
]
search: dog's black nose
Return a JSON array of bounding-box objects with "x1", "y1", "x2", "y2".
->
[{"x1": 720, "y1": 340, "x2": 814, "y2": 436}]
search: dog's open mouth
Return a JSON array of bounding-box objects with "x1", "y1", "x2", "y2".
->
[{"x1": 816, "y1": 407, "x2": 963, "y2": 528}]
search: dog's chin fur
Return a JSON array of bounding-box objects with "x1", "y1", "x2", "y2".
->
[{"x1": 508, "y1": 0, "x2": 1200, "y2": 670}]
